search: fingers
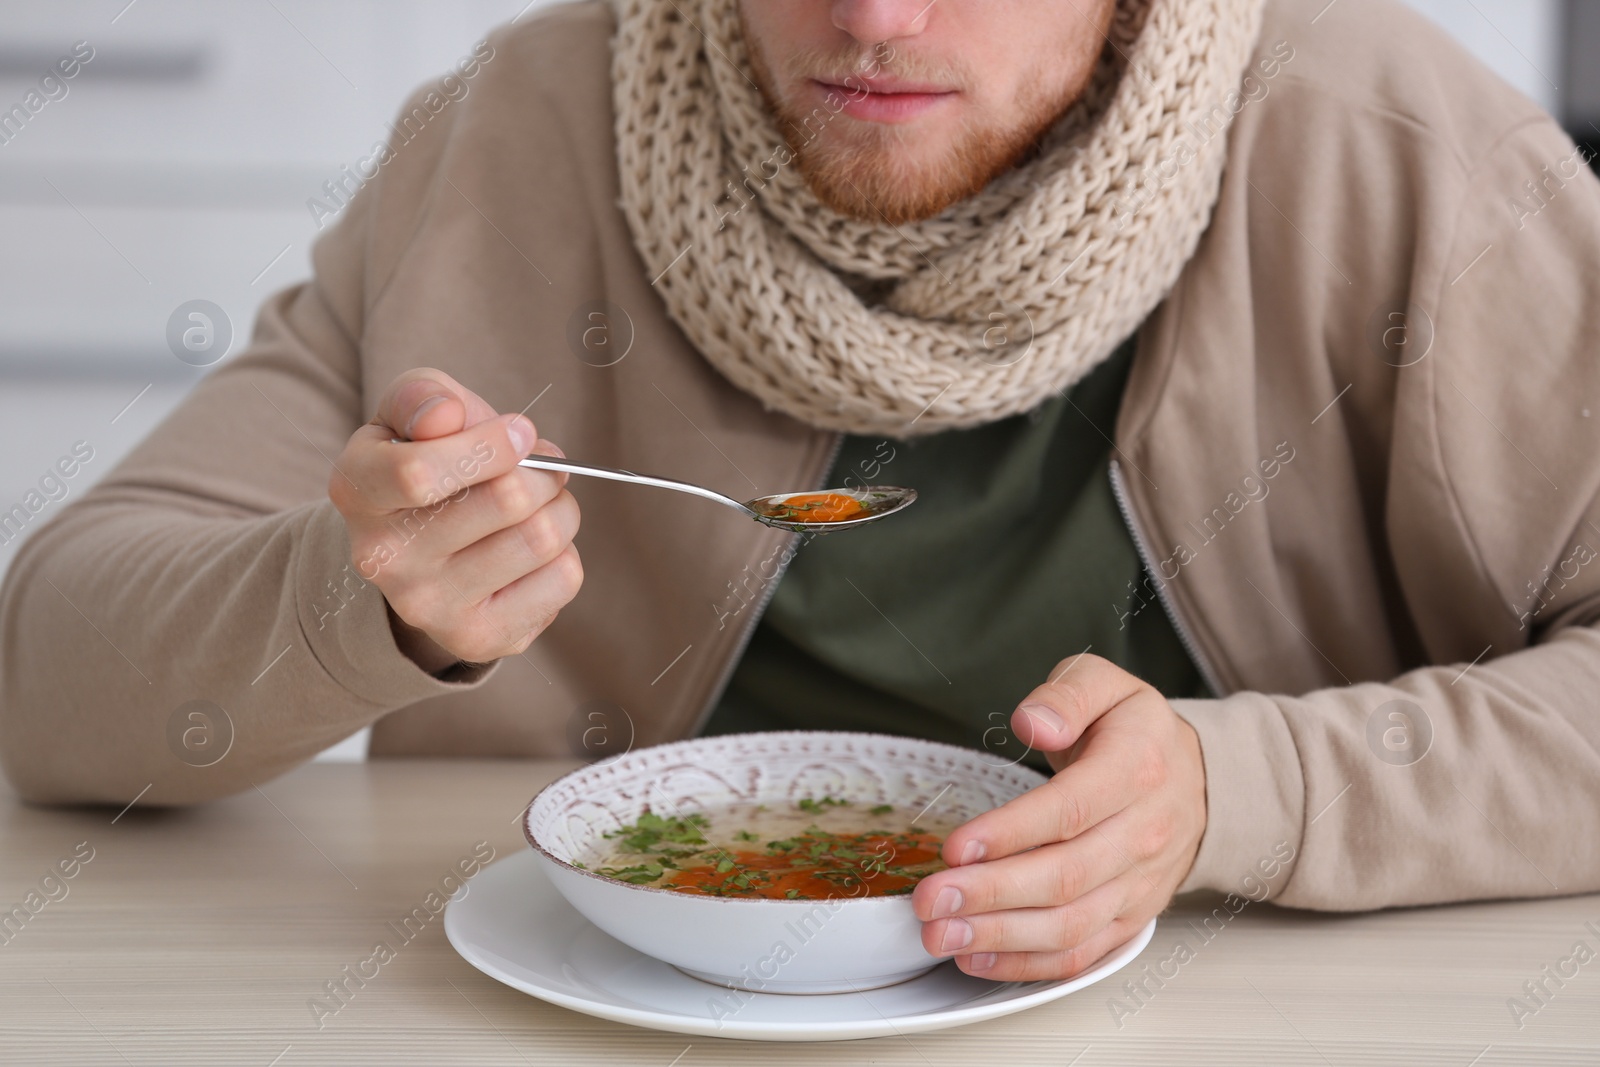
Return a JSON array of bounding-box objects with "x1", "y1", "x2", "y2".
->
[
  {"x1": 1009, "y1": 652, "x2": 1147, "y2": 753},
  {"x1": 392, "y1": 449, "x2": 568, "y2": 560},
  {"x1": 912, "y1": 826, "x2": 1132, "y2": 921},
  {"x1": 374, "y1": 367, "x2": 503, "y2": 439},
  {"x1": 434, "y1": 544, "x2": 585, "y2": 662},
  {"x1": 953, "y1": 913, "x2": 1147, "y2": 983},
  {"x1": 365, "y1": 482, "x2": 583, "y2": 664},
  {"x1": 941, "y1": 732, "x2": 1155, "y2": 866},
  {"x1": 441, "y1": 488, "x2": 582, "y2": 604},
  {"x1": 941, "y1": 660, "x2": 1170, "y2": 867},
  {"x1": 338, "y1": 415, "x2": 539, "y2": 513},
  {"x1": 922, "y1": 869, "x2": 1129, "y2": 959}
]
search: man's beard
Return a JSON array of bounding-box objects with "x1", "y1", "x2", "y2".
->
[{"x1": 743, "y1": 29, "x2": 1091, "y2": 225}]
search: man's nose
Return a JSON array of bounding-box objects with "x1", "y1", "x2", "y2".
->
[{"x1": 829, "y1": 0, "x2": 933, "y2": 44}]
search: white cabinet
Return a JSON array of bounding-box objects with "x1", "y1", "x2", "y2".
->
[{"x1": 0, "y1": 0, "x2": 553, "y2": 374}]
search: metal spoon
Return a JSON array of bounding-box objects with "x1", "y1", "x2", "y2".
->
[{"x1": 516, "y1": 454, "x2": 915, "y2": 533}]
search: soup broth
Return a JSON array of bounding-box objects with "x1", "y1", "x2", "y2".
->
[{"x1": 577, "y1": 797, "x2": 956, "y2": 900}]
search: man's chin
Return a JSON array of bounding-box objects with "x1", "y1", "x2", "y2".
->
[
  {"x1": 803, "y1": 178, "x2": 965, "y2": 225},
  {"x1": 774, "y1": 98, "x2": 1057, "y2": 225},
  {"x1": 794, "y1": 142, "x2": 1001, "y2": 225}
]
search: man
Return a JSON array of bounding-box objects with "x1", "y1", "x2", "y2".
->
[{"x1": 3, "y1": 0, "x2": 1599, "y2": 984}]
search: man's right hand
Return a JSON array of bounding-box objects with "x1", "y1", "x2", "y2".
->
[{"x1": 328, "y1": 369, "x2": 583, "y2": 670}]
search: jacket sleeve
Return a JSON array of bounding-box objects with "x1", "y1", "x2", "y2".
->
[
  {"x1": 1172, "y1": 621, "x2": 1600, "y2": 910},
  {"x1": 0, "y1": 89, "x2": 494, "y2": 806},
  {"x1": 1172, "y1": 115, "x2": 1600, "y2": 911}
]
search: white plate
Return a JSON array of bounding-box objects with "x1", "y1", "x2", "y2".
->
[{"x1": 445, "y1": 849, "x2": 1157, "y2": 1042}]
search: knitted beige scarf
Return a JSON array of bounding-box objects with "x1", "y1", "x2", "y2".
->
[{"x1": 612, "y1": 0, "x2": 1266, "y2": 436}]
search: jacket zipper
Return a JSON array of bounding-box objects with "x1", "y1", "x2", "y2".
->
[
  {"x1": 686, "y1": 432, "x2": 847, "y2": 736},
  {"x1": 1108, "y1": 458, "x2": 1228, "y2": 697}
]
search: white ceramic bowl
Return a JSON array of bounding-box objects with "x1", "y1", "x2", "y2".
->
[{"x1": 523, "y1": 731, "x2": 1048, "y2": 994}]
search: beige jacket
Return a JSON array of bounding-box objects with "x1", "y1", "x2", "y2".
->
[{"x1": 5, "y1": 0, "x2": 1600, "y2": 912}]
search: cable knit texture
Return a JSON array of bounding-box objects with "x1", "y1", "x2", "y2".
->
[{"x1": 611, "y1": 0, "x2": 1267, "y2": 435}]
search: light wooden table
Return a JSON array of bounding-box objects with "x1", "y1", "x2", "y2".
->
[{"x1": 1, "y1": 759, "x2": 1597, "y2": 1065}]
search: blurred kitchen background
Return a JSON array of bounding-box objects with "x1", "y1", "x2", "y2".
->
[{"x1": 0, "y1": 0, "x2": 1586, "y2": 759}]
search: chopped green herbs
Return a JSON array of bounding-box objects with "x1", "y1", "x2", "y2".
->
[
  {"x1": 593, "y1": 861, "x2": 666, "y2": 884},
  {"x1": 601, "y1": 810, "x2": 709, "y2": 853},
  {"x1": 796, "y1": 796, "x2": 849, "y2": 814}
]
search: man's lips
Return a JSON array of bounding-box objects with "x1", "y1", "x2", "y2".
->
[{"x1": 808, "y1": 76, "x2": 957, "y2": 124}]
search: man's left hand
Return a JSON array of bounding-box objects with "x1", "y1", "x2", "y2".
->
[{"x1": 911, "y1": 654, "x2": 1208, "y2": 980}]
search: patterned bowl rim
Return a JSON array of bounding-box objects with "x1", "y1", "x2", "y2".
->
[{"x1": 521, "y1": 729, "x2": 1049, "y2": 905}]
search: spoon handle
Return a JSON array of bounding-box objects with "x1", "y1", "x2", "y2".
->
[{"x1": 517, "y1": 455, "x2": 752, "y2": 516}]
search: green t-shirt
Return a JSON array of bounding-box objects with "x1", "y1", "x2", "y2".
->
[{"x1": 699, "y1": 339, "x2": 1206, "y2": 771}]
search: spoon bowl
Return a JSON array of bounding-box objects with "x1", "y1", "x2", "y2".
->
[
  {"x1": 743, "y1": 486, "x2": 917, "y2": 532},
  {"x1": 515, "y1": 454, "x2": 915, "y2": 532}
]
